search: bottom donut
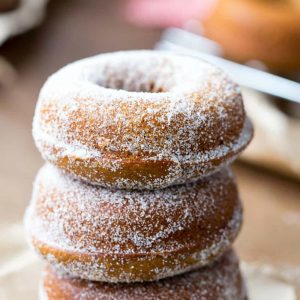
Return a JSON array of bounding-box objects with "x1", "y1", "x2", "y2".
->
[{"x1": 39, "y1": 250, "x2": 247, "y2": 300}]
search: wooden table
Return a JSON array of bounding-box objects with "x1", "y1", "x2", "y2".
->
[{"x1": 0, "y1": 0, "x2": 299, "y2": 297}]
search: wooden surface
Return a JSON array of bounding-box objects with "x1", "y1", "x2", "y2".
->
[{"x1": 0, "y1": 0, "x2": 299, "y2": 296}]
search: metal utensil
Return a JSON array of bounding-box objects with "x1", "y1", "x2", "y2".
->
[{"x1": 156, "y1": 28, "x2": 300, "y2": 104}]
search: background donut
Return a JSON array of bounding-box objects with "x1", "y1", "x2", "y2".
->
[{"x1": 203, "y1": 0, "x2": 300, "y2": 73}]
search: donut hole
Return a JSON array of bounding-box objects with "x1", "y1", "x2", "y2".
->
[
  {"x1": 93, "y1": 55, "x2": 175, "y2": 93},
  {"x1": 149, "y1": 81, "x2": 165, "y2": 93},
  {"x1": 100, "y1": 77, "x2": 166, "y2": 93}
]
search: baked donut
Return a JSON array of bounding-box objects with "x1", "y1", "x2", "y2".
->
[
  {"x1": 39, "y1": 250, "x2": 247, "y2": 300},
  {"x1": 0, "y1": 0, "x2": 20, "y2": 12},
  {"x1": 203, "y1": 0, "x2": 300, "y2": 73},
  {"x1": 32, "y1": 50, "x2": 253, "y2": 189},
  {"x1": 25, "y1": 163, "x2": 242, "y2": 282}
]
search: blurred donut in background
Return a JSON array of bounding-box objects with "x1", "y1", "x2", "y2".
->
[
  {"x1": 202, "y1": 0, "x2": 300, "y2": 74},
  {"x1": 0, "y1": 0, "x2": 20, "y2": 12}
]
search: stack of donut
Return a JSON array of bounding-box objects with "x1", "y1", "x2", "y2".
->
[{"x1": 25, "y1": 50, "x2": 253, "y2": 299}]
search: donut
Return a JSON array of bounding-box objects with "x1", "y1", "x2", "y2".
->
[
  {"x1": 0, "y1": 0, "x2": 20, "y2": 12},
  {"x1": 32, "y1": 50, "x2": 253, "y2": 189},
  {"x1": 25, "y1": 163, "x2": 242, "y2": 282},
  {"x1": 40, "y1": 250, "x2": 247, "y2": 300},
  {"x1": 203, "y1": 0, "x2": 300, "y2": 74}
]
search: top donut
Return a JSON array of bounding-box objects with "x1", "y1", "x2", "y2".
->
[{"x1": 33, "y1": 50, "x2": 252, "y2": 189}]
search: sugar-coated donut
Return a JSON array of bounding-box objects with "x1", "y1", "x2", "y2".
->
[
  {"x1": 33, "y1": 50, "x2": 253, "y2": 189},
  {"x1": 203, "y1": 0, "x2": 300, "y2": 73},
  {"x1": 40, "y1": 250, "x2": 247, "y2": 300},
  {"x1": 25, "y1": 164, "x2": 242, "y2": 283}
]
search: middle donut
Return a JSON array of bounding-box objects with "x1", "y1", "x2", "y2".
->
[{"x1": 25, "y1": 164, "x2": 242, "y2": 283}]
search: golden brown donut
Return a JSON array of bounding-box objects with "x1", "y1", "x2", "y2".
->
[
  {"x1": 0, "y1": 0, "x2": 20, "y2": 12},
  {"x1": 25, "y1": 164, "x2": 242, "y2": 283},
  {"x1": 203, "y1": 0, "x2": 300, "y2": 73},
  {"x1": 32, "y1": 50, "x2": 253, "y2": 189},
  {"x1": 40, "y1": 250, "x2": 247, "y2": 300}
]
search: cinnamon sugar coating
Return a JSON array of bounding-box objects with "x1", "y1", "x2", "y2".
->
[
  {"x1": 33, "y1": 50, "x2": 253, "y2": 189},
  {"x1": 25, "y1": 164, "x2": 242, "y2": 282},
  {"x1": 40, "y1": 250, "x2": 247, "y2": 300}
]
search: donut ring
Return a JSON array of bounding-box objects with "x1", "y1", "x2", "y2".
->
[
  {"x1": 25, "y1": 164, "x2": 242, "y2": 282},
  {"x1": 39, "y1": 250, "x2": 247, "y2": 300},
  {"x1": 203, "y1": 0, "x2": 300, "y2": 73},
  {"x1": 33, "y1": 50, "x2": 253, "y2": 189}
]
